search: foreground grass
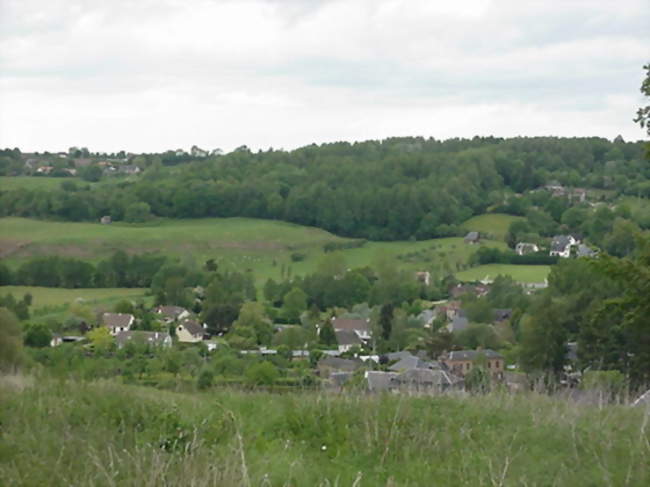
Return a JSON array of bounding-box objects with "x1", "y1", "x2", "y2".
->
[
  {"x1": 1, "y1": 377, "x2": 648, "y2": 486},
  {"x1": 0, "y1": 286, "x2": 149, "y2": 309},
  {"x1": 456, "y1": 264, "x2": 551, "y2": 283}
]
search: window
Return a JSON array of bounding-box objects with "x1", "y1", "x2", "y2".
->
[{"x1": 488, "y1": 361, "x2": 491, "y2": 369}]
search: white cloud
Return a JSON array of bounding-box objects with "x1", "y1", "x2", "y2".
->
[{"x1": 0, "y1": 0, "x2": 648, "y2": 153}]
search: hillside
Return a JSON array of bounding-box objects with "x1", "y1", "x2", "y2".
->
[
  {"x1": 0, "y1": 216, "x2": 511, "y2": 285},
  {"x1": 1, "y1": 377, "x2": 647, "y2": 486}
]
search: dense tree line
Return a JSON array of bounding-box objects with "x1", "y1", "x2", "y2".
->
[
  {"x1": 0, "y1": 252, "x2": 166, "y2": 288},
  {"x1": 1, "y1": 137, "x2": 646, "y2": 240},
  {"x1": 519, "y1": 237, "x2": 650, "y2": 386}
]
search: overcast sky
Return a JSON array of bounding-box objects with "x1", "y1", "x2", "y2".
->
[{"x1": 0, "y1": 0, "x2": 648, "y2": 153}]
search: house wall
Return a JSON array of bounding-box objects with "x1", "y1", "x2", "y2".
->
[
  {"x1": 176, "y1": 326, "x2": 202, "y2": 343},
  {"x1": 444, "y1": 358, "x2": 504, "y2": 380}
]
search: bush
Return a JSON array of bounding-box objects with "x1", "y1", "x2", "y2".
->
[
  {"x1": 290, "y1": 252, "x2": 307, "y2": 262},
  {"x1": 23, "y1": 323, "x2": 53, "y2": 348},
  {"x1": 197, "y1": 369, "x2": 214, "y2": 390},
  {"x1": 245, "y1": 361, "x2": 279, "y2": 386}
]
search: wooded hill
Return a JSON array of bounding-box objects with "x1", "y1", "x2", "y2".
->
[{"x1": 1, "y1": 136, "x2": 647, "y2": 240}]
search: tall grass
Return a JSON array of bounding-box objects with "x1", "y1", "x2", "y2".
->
[{"x1": 1, "y1": 376, "x2": 648, "y2": 485}]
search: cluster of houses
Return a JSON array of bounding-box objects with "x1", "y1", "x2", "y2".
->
[
  {"x1": 320, "y1": 348, "x2": 504, "y2": 393},
  {"x1": 49, "y1": 298, "x2": 511, "y2": 393}
]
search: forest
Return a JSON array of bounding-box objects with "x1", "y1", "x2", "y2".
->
[{"x1": 1, "y1": 137, "x2": 648, "y2": 240}]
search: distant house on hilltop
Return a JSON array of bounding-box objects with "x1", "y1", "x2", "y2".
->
[
  {"x1": 515, "y1": 242, "x2": 539, "y2": 255},
  {"x1": 464, "y1": 231, "x2": 480, "y2": 244},
  {"x1": 576, "y1": 244, "x2": 597, "y2": 258}
]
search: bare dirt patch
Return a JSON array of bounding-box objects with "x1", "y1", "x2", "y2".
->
[{"x1": 0, "y1": 239, "x2": 31, "y2": 258}]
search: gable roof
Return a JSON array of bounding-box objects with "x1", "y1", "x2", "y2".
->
[
  {"x1": 102, "y1": 313, "x2": 134, "y2": 329},
  {"x1": 464, "y1": 231, "x2": 480, "y2": 242},
  {"x1": 115, "y1": 331, "x2": 170, "y2": 347},
  {"x1": 335, "y1": 329, "x2": 363, "y2": 347},
  {"x1": 318, "y1": 356, "x2": 362, "y2": 371},
  {"x1": 446, "y1": 349, "x2": 503, "y2": 361},
  {"x1": 493, "y1": 309, "x2": 513, "y2": 322},
  {"x1": 385, "y1": 350, "x2": 415, "y2": 361},
  {"x1": 155, "y1": 305, "x2": 188, "y2": 319},
  {"x1": 448, "y1": 315, "x2": 469, "y2": 333},
  {"x1": 388, "y1": 354, "x2": 438, "y2": 372},
  {"x1": 551, "y1": 235, "x2": 573, "y2": 252},
  {"x1": 179, "y1": 319, "x2": 204, "y2": 336},
  {"x1": 331, "y1": 318, "x2": 370, "y2": 333},
  {"x1": 393, "y1": 368, "x2": 454, "y2": 387},
  {"x1": 366, "y1": 371, "x2": 398, "y2": 391}
]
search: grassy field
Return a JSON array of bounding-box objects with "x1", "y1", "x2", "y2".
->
[
  {"x1": 0, "y1": 217, "x2": 514, "y2": 285},
  {"x1": 0, "y1": 285, "x2": 149, "y2": 309},
  {"x1": 0, "y1": 176, "x2": 86, "y2": 191},
  {"x1": 456, "y1": 264, "x2": 551, "y2": 283},
  {"x1": 462, "y1": 213, "x2": 524, "y2": 241},
  {"x1": 1, "y1": 377, "x2": 648, "y2": 486}
]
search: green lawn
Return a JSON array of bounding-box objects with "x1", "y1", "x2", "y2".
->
[
  {"x1": 0, "y1": 176, "x2": 86, "y2": 191},
  {"x1": 462, "y1": 213, "x2": 524, "y2": 241},
  {"x1": 0, "y1": 217, "x2": 511, "y2": 285},
  {"x1": 456, "y1": 264, "x2": 551, "y2": 283},
  {"x1": 0, "y1": 285, "x2": 149, "y2": 309}
]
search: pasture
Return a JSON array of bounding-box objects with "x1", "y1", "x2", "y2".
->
[
  {"x1": 462, "y1": 213, "x2": 524, "y2": 241},
  {"x1": 0, "y1": 217, "x2": 519, "y2": 285},
  {"x1": 0, "y1": 285, "x2": 149, "y2": 309},
  {"x1": 456, "y1": 264, "x2": 551, "y2": 283},
  {"x1": 0, "y1": 176, "x2": 85, "y2": 191}
]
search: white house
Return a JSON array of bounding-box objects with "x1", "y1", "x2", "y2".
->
[
  {"x1": 549, "y1": 235, "x2": 578, "y2": 258},
  {"x1": 515, "y1": 242, "x2": 539, "y2": 255},
  {"x1": 102, "y1": 313, "x2": 135, "y2": 336},
  {"x1": 176, "y1": 319, "x2": 206, "y2": 343},
  {"x1": 331, "y1": 317, "x2": 372, "y2": 342}
]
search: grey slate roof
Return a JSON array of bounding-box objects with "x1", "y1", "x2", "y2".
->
[
  {"x1": 318, "y1": 356, "x2": 362, "y2": 372},
  {"x1": 155, "y1": 305, "x2": 188, "y2": 319},
  {"x1": 115, "y1": 331, "x2": 170, "y2": 347},
  {"x1": 447, "y1": 349, "x2": 503, "y2": 361},
  {"x1": 464, "y1": 231, "x2": 480, "y2": 242},
  {"x1": 102, "y1": 313, "x2": 134, "y2": 329},
  {"x1": 449, "y1": 315, "x2": 469, "y2": 333},
  {"x1": 494, "y1": 309, "x2": 513, "y2": 322},
  {"x1": 388, "y1": 354, "x2": 439, "y2": 372},
  {"x1": 331, "y1": 318, "x2": 370, "y2": 333},
  {"x1": 180, "y1": 319, "x2": 204, "y2": 336},
  {"x1": 551, "y1": 235, "x2": 572, "y2": 252},
  {"x1": 335, "y1": 329, "x2": 363, "y2": 347},
  {"x1": 386, "y1": 350, "x2": 414, "y2": 361},
  {"x1": 366, "y1": 371, "x2": 398, "y2": 392},
  {"x1": 577, "y1": 244, "x2": 597, "y2": 258}
]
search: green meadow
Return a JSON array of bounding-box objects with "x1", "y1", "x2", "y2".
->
[
  {"x1": 0, "y1": 286, "x2": 149, "y2": 309},
  {"x1": 0, "y1": 217, "x2": 515, "y2": 285},
  {"x1": 1, "y1": 377, "x2": 648, "y2": 486},
  {"x1": 0, "y1": 176, "x2": 85, "y2": 191},
  {"x1": 456, "y1": 264, "x2": 551, "y2": 283},
  {"x1": 462, "y1": 213, "x2": 524, "y2": 241}
]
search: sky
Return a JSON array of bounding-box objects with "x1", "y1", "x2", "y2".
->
[{"x1": 0, "y1": 0, "x2": 648, "y2": 153}]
